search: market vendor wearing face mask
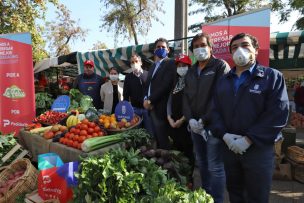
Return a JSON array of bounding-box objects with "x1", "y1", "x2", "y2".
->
[
  {"x1": 209, "y1": 33, "x2": 289, "y2": 203},
  {"x1": 183, "y1": 32, "x2": 230, "y2": 203},
  {"x1": 143, "y1": 37, "x2": 177, "y2": 149},
  {"x1": 166, "y1": 54, "x2": 195, "y2": 179},
  {"x1": 100, "y1": 67, "x2": 124, "y2": 113},
  {"x1": 73, "y1": 60, "x2": 104, "y2": 109}
]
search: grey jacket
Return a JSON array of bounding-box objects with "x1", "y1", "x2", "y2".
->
[{"x1": 183, "y1": 56, "x2": 230, "y2": 125}]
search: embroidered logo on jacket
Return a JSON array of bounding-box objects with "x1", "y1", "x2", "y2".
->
[
  {"x1": 204, "y1": 71, "x2": 215, "y2": 76},
  {"x1": 249, "y1": 84, "x2": 261, "y2": 94}
]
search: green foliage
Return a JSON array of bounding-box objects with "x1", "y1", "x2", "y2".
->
[
  {"x1": 35, "y1": 92, "x2": 54, "y2": 116},
  {"x1": 74, "y1": 148, "x2": 213, "y2": 203},
  {"x1": 100, "y1": 0, "x2": 165, "y2": 45},
  {"x1": 0, "y1": 0, "x2": 59, "y2": 61},
  {"x1": 189, "y1": 0, "x2": 304, "y2": 32},
  {"x1": 44, "y1": 4, "x2": 88, "y2": 57},
  {"x1": 0, "y1": 132, "x2": 18, "y2": 166},
  {"x1": 188, "y1": 0, "x2": 270, "y2": 32}
]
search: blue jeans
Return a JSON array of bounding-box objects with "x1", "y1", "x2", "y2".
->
[
  {"x1": 133, "y1": 107, "x2": 154, "y2": 136},
  {"x1": 223, "y1": 144, "x2": 274, "y2": 203},
  {"x1": 191, "y1": 131, "x2": 225, "y2": 203}
]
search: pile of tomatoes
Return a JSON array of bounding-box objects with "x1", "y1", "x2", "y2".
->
[{"x1": 59, "y1": 119, "x2": 107, "y2": 150}]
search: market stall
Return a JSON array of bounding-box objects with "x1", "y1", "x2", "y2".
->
[{"x1": 17, "y1": 129, "x2": 121, "y2": 163}]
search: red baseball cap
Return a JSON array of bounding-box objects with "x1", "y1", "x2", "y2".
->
[
  {"x1": 84, "y1": 60, "x2": 94, "y2": 67},
  {"x1": 175, "y1": 54, "x2": 192, "y2": 66}
]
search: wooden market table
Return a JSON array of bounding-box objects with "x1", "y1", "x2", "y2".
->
[{"x1": 17, "y1": 129, "x2": 121, "y2": 162}]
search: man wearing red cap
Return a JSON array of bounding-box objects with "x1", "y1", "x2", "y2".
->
[{"x1": 73, "y1": 60, "x2": 104, "y2": 109}]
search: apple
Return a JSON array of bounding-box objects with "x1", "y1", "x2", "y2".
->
[
  {"x1": 121, "y1": 118, "x2": 127, "y2": 123},
  {"x1": 125, "y1": 122, "x2": 131, "y2": 128},
  {"x1": 118, "y1": 121, "x2": 125, "y2": 128}
]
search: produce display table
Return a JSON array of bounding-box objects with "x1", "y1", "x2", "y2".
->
[{"x1": 18, "y1": 129, "x2": 121, "y2": 162}]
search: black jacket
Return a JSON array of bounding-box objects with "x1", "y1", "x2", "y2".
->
[
  {"x1": 123, "y1": 71, "x2": 148, "y2": 108},
  {"x1": 145, "y1": 58, "x2": 176, "y2": 119},
  {"x1": 183, "y1": 56, "x2": 230, "y2": 124}
]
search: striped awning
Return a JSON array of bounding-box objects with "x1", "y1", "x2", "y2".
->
[
  {"x1": 76, "y1": 43, "x2": 155, "y2": 77},
  {"x1": 270, "y1": 31, "x2": 304, "y2": 69},
  {"x1": 75, "y1": 31, "x2": 304, "y2": 75}
]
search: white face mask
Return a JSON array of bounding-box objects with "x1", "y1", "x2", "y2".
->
[
  {"x1": 232, "y1": 47, "x2": 251, "y2": 67},
  {"x1": 193, "y1": 47, "x2": 209, "y2": 61},
  {"x1": 131, "y1": 63, "x2": 141, "y2": 72},
  {"x1": 177, "y1": 66, "x2": 188, "y2": 77},
  {"x1": 109, "y1": 74, "x2": 119, "y2": 81}
]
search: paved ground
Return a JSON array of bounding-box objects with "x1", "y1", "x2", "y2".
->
[{"x1": 193, "y1": 168, "x2": 304, "y2": 203}]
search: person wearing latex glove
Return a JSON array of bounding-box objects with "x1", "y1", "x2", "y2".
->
[
  {"x1": 222, "y1": 133, "x2": 243, "y2": 149},
  {"x1": 189, "y1": 118, "x2": 204, "y2": 134},
  {"x1": 230, "y1": 136, "x2": 252, "y2": 155},
  {"x1": 208, "y1": 33, "x2": 289, "y2": 203},
  {"x1": 183, "y1": 33, "x2": 230, "y2": 203}
]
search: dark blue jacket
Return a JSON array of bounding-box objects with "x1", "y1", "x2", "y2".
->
[{"x1": 210, "y1": 64, "x2": 289, "y2": 147}]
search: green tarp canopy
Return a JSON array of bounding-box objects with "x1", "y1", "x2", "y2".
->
[{"x1": 270, "y1": 31, "x2": 304, "y2": 69}]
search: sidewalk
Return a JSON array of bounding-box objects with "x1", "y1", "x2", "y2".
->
[{"x1": 193, "y1": 168, "x2": 304, "y2": 202}]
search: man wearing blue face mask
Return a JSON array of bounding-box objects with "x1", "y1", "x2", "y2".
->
[
  {"x1": 209, "y1": 33, "x2": 289, "y2": 203},
  {"x1": 183, "y1": 32, "x2": 230, "y2": 203},
  {"x1": 143, "y1": 37, "x2": 177, "y2": 149}
]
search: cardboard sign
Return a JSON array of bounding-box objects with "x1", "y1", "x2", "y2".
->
[
  {"x1": 114, "y1": 101, "x2": 134, "y2": 122},
  {"x1": 51, "y1": 95, "x2": 70, "y2": 112}
]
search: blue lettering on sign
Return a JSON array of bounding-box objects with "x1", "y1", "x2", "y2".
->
[
  {"x1": 51, "y1": 95, "x2": 70, "y2": 112},
  {"x1": 114, "y1": 101, "x2": 134, "y2": 122}
]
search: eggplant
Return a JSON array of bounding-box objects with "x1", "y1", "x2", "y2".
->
[
  {"x1": 139, "y1": 145, "x2": 148, "y2": 153},
  {"x1": 144, "y1": 149, "x2": 155, "y2": 158},
  {"x1": 156, "y1": 157, "x2": 165, "y2": 165}
]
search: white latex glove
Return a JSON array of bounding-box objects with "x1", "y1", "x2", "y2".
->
[
  {"x1": 199, "y1": 129, "x2": 208, "y2": 141},
  {"x1": 189, "y1": 119, "x2": 204, "y2": 134},
  {"x1": 223, "y1": 133, "x2": 243, "y2": 149},
  {"x1": 230, "y1": 137, "x2": 251, "y2": 155}
]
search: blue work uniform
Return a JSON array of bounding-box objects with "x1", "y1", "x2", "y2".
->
[
  {"x1": 74, "y1": 73, "x2": 104, "y2": 109},
  {"x1": 210, "y1": 63, "x2": 289, "y2": 203}
]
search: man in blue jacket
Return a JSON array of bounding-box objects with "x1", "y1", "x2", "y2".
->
[{"x1": 210, "y1": 33, "x2": 289, "y2": 203}]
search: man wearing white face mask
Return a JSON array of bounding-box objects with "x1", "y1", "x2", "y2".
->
[
  {"x1": 209, "y1": 33, "x2": 289, "y2": 203},
  {"x1": 123, "y1": 54, "x2": 153, "y2": 135},
  {"x1": 183, "y1": 32, "x2": 230, "y2": 203},
  {"x1": 100, "y1": 67, "x2": 124, "y2": 113}
]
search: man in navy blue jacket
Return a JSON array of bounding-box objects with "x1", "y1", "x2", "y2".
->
[{"x1": 210, "y1": 33, "x2": 289, "y2": 203}]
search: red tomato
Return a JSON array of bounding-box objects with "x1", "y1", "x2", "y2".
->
[
  {"x1": 82, "y1": 119, "x2": 89, "y2": 124},
  {"x1": 67, "y1": 139, "x2": 73, "y2": 147},
  {"x1": 64, "y1": 132, "x2": 70, "y2": 138},
  {"x1": 94, "y1": 126, "x2": 100, "y2": 132},
  {"x1": 75, "y1": 123, "x2": 82, "y2": 129},
  {"x1": 88, "y1": 122, "x2": 96, "y2": 128},
  {"x1": 70, "y1": 128, "x2": 76, "y2": 133},
  {"x1": 73, "y1": 135, "x2": 79, "y2": 141},
  {"x1": 78, "y1": 136, "x2": 86, "y2": 143},
  {"x1": 74, "y1": 129, "x2": 80, "y2": 135},
  {"x1": 92, "y1": 132, "x2": 98, "y2": 137},
  {"x1": 98, "y1": 131, "x2": 104, "y2": 136},
  {"x1": 87, "y1": 135, "x2": 92, "y2": 139},
  {"x1": 72, "y1": 141, "x2": 79, "y2": 148},
  {"x1": 59, "y1": 137, "x2": 64, "y2": 143},
  {"x1": 68, "y1": 133, "x2": 75, "y2": 140},
  {"x1": 80, "y1": 130, "x2": 87, "y2": 137},
  {"x1": 87, "y1": 128, "x2": 94, "y2": 134},
  {"x1": 80, "y1": 124, "x2": 88, "y2": 131}
]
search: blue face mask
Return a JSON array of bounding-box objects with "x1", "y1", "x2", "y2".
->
[{"x1": 154, "y1": 48, "x2": 168, "y2": 58}]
